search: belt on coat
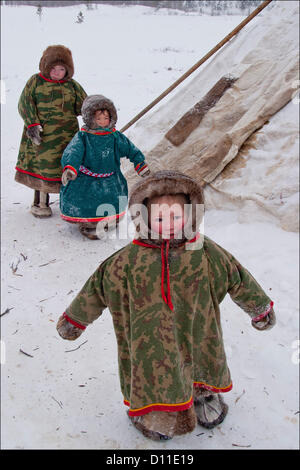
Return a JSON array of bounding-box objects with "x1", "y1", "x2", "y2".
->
[{"x1": 79, "y1": 165, "x2": 114, "y2": 178}]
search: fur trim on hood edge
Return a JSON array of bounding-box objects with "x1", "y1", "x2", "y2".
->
[
  {"x1": 39, "y1": 45, "x2": 74, "y2": 80},
  {"x1": 81, "y1": 94, "x2": 118, "y2": 130},
  {"x1": 128, "y1": 170, "x2": 205, "y2": 242}
]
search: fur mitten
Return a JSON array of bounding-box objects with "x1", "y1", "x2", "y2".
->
[
  {"x1": 251, "y1": 305, "x2": 276, "y2": 331},
  {"x1": 61, "y1": 168, "x2": 77, "y2": 186},
  {"x1": 56, "y1": 314, "x2": 83, "y2": 340},
  {"x1": 26, "y1": 125, "x2": 43, "y2": 145}
]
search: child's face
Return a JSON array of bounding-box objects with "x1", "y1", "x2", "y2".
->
[
  {"x1": 94, "y1": 110, "x2": 110, "y2": 128},
  {"x1": 50, "y1": 65, "x2": 66, "y2": 80},
  {"x1": 148, "y1": 195, "x2": 188, "y2": 239}
]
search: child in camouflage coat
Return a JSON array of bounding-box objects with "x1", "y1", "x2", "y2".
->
[
  {"x1": 15, "y1": 45, "x2": 87, "y2": 218},
  {"x1": 56, "y1": 170, "x2": 276, "y2": 441},
  {"x1": 59, "y1": 94, "x2": 150, "y2": 240}
]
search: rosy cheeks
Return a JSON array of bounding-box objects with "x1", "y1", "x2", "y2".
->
[
  {"x1": 151, "y1": 214, "x2": 186, "y2": 238},
  {"x1": 50, "y1": 66, "x2": 66, "y2": 80},
  {"x1": 94, "y1": 111, "x2": 110, "y2": 127}
]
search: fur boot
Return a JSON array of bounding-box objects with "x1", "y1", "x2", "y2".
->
[
  {"x1": 31, "y1": 190, "x2": 52, "y2": 218},
  {"x1": 130, "y1": 406, "x2": 197, "y2": 441},
  {"x1": 194, "y1": 389, "x2": 228, "y2": 429},
  {"x1": 78, "y1": 218, "x2": 121, "y2": 240},
  {"x1": 129, "y1": 411, "x2": 177, "y2": 441},
  {"x1": 78, "y1": 222, "x2": 98, "y2": 240},
  {"x1": 174, "y1": 407, "x2": 197, "y2": 435}
]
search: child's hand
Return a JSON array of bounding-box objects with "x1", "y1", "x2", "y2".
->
[
  {"x1": 26, "y1": 125, "x2": 43, "y2": 145},
  {"x1": 251, "y1": 307, "x2": 276, "y2": 331},
  {"x1": 56, "y1": 314, "x2": 84, "y2": 340},
  {"x1": 61, "y1": 168, "x2": 77, "y2": 186}
]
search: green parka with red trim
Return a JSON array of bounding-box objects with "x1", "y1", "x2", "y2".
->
[
  {"x1": 61, "y1": 171, "x2": 274, "y2": 417},
  {"x1": 16, "y1": 45, "x2": 87, "y2": 193}
]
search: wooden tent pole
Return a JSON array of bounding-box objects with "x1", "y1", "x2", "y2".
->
[{"x1": 120, "y1": 0, "x2": 272, "y2": 133}]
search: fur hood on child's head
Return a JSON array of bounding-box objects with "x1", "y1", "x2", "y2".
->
[
  {"x1": 39, "y1": 45, "x2": 74, "y2": 80},
  {"x1": 128, "y1": 170, "x2": 205, "y2": 243},
  {"x1": 81, "y1": 95, "x2": 118, "y2": 130}
]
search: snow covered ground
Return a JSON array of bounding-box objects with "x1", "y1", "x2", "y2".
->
[{"x1": 1, "y1": 2, "x2": 299, "y2": 450}]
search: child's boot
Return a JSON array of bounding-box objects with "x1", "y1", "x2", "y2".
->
[
  {"x1": 95, "y1": 217, "x2": 121, "y2": 239},
  {"x1": 78, "y1": 222, "x2": 98, "y2": 240},
  {"x1": 174, "y1": 407, "x2": 197, "y2": 435},
  {"x1": 129, "y1": 411, "x2": 177, "y2": 441},
  {"x1": 31, "y1": 190, "x2": 52, "y2": 218},
  {"x1": 130, "y1": 407, "x2": 197, "y2": 441},
  {"x1": 193, "y1": 389, "x2": 228, "y2": 429}
]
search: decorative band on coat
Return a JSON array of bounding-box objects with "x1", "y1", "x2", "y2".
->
[
  {"x1": 15, "y1": 166, "x2": 62, "y2": 182},
  {"x1": 124, "y1": 395, "x2": 194, "y2": 416},
  {"x1": 79, "y1": 165, "x2": 114, "y2": 178}
]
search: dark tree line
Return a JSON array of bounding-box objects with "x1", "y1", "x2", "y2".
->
[{"x1": 1, "y1": 1, "x2": 263, "y2": 15}]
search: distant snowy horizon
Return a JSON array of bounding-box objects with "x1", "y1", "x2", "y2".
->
[{"x1": 1, "y1": 0, "x2": 264, "y2": 16}]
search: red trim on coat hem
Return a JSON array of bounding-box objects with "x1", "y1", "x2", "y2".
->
[
  {"x1": 124, "y1": 396, "x2": 194, "y2": 416},
  {"x1": 193, "y1": 381, "x2": 233, "y2": 393},
  {"x1": 15, "y1": 166, "x2": 62, "y2": 182},
  {"x1": 60, "y1": 211, "x2": 126, "y2": 224},
  {"x1": 38, "y1": 73, "x2": 68, "y2": 83},
  {"x1": 63, "y1": 312, "x2": 86, "y2": 330}
]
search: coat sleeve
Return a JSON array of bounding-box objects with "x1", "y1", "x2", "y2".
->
[
  {"x1": 204, "y1": 237, "x2": 273, "y2": 321},
  {"x1": 61, "y1": 132, "x2": 85, "y2": 175},
  {"x1": 18, "y1": 74, "x2": 40, "y2": 128},
  {"x1": 64, "y1": 264, "x2": 108, "y2": 328},
  {"x1": 71, "y1": 79, "x2": 87, "y2": 116},
  {"x1": 115, "y1": 131, "x2": 149, "y2": 176}
]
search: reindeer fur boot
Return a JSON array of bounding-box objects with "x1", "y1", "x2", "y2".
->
[
  {"x1": 31, "y1": 190, "x2": 52, "y2": 218},
  {"x1": 79, "y1": 217, "x2": 122, "y2": 240},
  {"x1": 193, "y1": 389, "x2": 228, "y2": 429},
  {"x1": 129, "y1": 407, "x2": 197, "y2": 441},
  {"x1": 78, "y1": 222, "x2": 98, "y2": 240}
]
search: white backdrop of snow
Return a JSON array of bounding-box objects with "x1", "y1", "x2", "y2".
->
[{"x1": 1, "y1": 1, "x2": 299, "y2": 450}]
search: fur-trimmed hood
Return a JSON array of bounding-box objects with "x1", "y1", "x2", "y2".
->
[
  {"x1": 81, "y1": 95, "x2": 118, "y2": 130},
  {"x1": 129, "y1": 170, "x2": 204, "y2": 244},
  {"x1": 39, "y1": 45, "x2": 74, "y2": 80}
]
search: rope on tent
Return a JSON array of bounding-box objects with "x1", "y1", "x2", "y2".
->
[{"x1": 120, "y1": 0, "x2": 272, "y2": 134}]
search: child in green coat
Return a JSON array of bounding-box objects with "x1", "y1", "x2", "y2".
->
[
  {"x1": 60, "y1": 94, "x2": 150, "y2": 239},
  {"x1": 15, "y1": 44, "x2": 87, "y2": 218},
  {"x1": 56, "y1": 170, "x2": 275, "y2": 441}
]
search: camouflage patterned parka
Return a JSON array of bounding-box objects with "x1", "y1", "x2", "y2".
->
[
  {"x1": 62, "y1": 171, "x2": 274, "y2": 417},
  {"x1": 15, "y1": 45, "x2": 87, "y2": 193}
]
